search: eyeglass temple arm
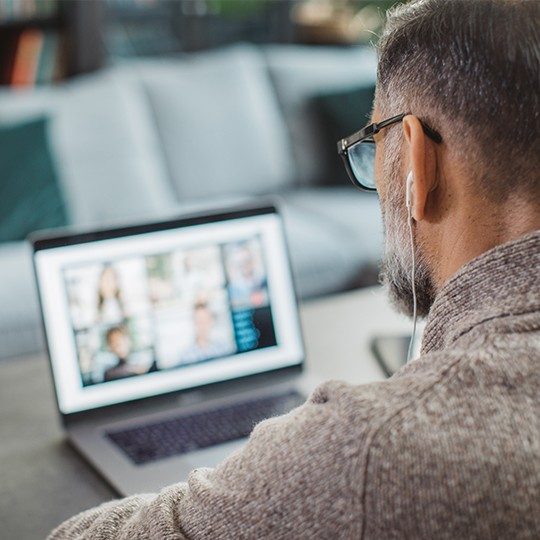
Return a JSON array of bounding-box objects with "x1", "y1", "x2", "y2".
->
[
  {"x1": 338, "y1": 113, "x2": 442, "y2": 154},
  {"x1": 374, "y1": 113, "x2": 443, "y2": 143}
]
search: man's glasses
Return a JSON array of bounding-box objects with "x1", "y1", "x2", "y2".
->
[{"x1": 337, "y1": 113, "x2": 443, "y2": 192}]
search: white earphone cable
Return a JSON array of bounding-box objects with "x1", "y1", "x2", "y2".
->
[{"x1": 406, "y1": 203, "x2": 418, "y2": 363}]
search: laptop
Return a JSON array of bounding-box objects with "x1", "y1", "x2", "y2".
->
[{"x1": 31, "y1": 203, "x2": 311, "y2": 496}]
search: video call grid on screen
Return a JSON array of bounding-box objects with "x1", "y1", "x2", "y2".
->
[{"x1": 34, "y1": 212, "x2": 304, "y2": 414}]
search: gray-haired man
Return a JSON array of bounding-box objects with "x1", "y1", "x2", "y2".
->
[{"x1": 50, "y1": 1, "x2": 539, "y2": 538}]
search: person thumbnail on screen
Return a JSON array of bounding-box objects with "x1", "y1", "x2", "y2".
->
[
  {"x1": 181, "y1": 297, "x2": 236, "y2": 364},
  {"x1": 64, "y1": 258, "x2": 151, "y2": 330},
  {"x1": 73, "y1": 318, "x2": 155, "y2": 387},
  {"x1": 97, "y1": 265, "x2": 125, "y2": 324},
  {"x1": 224, "y1": 238, "x2": 269, "y2": 309},
  {"x1": 102, "y1": 325, "x2": 153, "y2": 382}
]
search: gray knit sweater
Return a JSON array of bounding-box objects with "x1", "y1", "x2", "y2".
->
[{"x1": 49, "y1": 231, "x2": 540, "y2": 539}]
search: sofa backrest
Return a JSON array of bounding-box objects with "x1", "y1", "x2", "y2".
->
[
  {"x1": 0, "y1": 71, "x2": 176, "y2": 227},
  {"x1": 0, "y1": 44, "x2": 377, "y2": 231},
  {"x1": 263, "y1": 45, "x2": 377, "y2": 186},
  {"x1": 121, "y1": 44, "x2": 296, "y2": 201}
]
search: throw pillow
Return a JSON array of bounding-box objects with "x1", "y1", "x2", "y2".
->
[
  {"x1": 0, "y1": 116, "x2": 68, "y2": 242},
  {"x1": 311, "y1": 84, "x2": 376, "y2": 186}
]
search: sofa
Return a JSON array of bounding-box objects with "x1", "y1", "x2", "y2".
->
[{"x1": 0, "y1": 43, "x2": 382, "y2": 359}]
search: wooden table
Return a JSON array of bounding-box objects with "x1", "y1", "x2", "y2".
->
[{"x1": 0, "y1": 286, "x2": 412, "y2": 539}]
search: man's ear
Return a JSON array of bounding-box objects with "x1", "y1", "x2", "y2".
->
[{"x1": 402, "y1": 115, "x2": 437, "y2": 221}]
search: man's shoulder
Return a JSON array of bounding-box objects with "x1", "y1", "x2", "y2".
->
[
  {"x1": 355, "y1": 346, "x2": 540, "y2": 538},
  {"x1": 312, "y1": 342, "x2": 538, "y2": 446},
  {"x1": 309, "y1": 350, "x2": 461, "y2": 426}
]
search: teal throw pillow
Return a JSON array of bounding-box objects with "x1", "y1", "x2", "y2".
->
[{"x1": 0, "y1": 117, "x2": 68, "y2": 242}]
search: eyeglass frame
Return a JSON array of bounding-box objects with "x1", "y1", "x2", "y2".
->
[{"x1": 337, "y1": 113, "x2": 443, "y2": 192}]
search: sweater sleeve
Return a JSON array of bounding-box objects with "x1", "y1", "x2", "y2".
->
[{"x1": 48, "y1": 381, "x2": 360, "y2": 540}]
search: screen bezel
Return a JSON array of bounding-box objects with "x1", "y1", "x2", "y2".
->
[{"x1": 31, "y1": 202, "x2": 305, "y2": 422}]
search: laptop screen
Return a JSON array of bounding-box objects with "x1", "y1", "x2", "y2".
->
[{"x1": 33, "y1": 206, "x2": 304, "y2": 415}]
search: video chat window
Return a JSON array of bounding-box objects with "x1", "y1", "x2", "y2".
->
[{"x1": 62, "y1": 236, "x2": 277, "y2": 387}]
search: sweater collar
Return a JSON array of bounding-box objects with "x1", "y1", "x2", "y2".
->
[{"x1": 421, "y1": 230, "x2": 540, "y2": 355}]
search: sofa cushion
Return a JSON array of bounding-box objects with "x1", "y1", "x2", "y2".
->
[
  {"x1": 279, "y1": 186, "x2": 383, "y2": 297},
  {"x1": 50, "y1": 70, "x2": 177, "y2": 226},
  {"x1": 263, "y1": 45, "x2": 377, "y2": 187},
  {"x1": 0, "y1": 71, "x2": 176, "y2": 227},
  {"x1": 128, "y1": 44, "x2": 296, "y2": 200},
  {"x1": 0, "y1": 117, "x2": 68, "y2": 242}
]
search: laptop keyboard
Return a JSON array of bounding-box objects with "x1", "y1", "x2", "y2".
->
[{"x1": 106, "y1": 390, "x2": 305, "y2": 465}]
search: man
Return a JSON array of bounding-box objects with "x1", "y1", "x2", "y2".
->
[
  {"x1": 181, "y1": 300, "x2": 235, "y2": 363},
  {"x1": 225, "y1": 241, "x2": 269, "y2": 308},
  {"x1": 102, "y1": 326, "x2": 150, "y2": 383},
  {"x1": 49, "y1": 1, "x2": 539, "y2": 538}
]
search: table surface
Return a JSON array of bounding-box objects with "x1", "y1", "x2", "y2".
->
[{"x1": 0, "y1": 286, "x2": 412, "y2": 540}]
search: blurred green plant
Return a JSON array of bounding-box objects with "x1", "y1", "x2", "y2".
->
[{"x1": 206, "y1": 0, "x2": 272, "y2": 17}]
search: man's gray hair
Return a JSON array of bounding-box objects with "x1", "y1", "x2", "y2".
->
[{"x1": 377, "y1": 0, "x2": 540, "y2": 201}]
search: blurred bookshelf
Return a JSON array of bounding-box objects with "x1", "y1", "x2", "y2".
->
[{"x1": 0, "y1": 0, "x2": 104, "y2": 87}]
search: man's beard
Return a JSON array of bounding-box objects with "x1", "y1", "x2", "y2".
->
[{"x1": 379, "y1": 164, "x2": 436, "y2": 318}]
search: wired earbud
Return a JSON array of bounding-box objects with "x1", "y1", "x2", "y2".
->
[
  {"x1": 406, "y1": 171, "x2": 414, "y2": 210},
  {"x1": 405, "y1": 171, "x2": 418, "y2": 363}
]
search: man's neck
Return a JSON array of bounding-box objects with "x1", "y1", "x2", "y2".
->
[{"x1": 426, "y1": 195, "x2": 540, "y2": 290}]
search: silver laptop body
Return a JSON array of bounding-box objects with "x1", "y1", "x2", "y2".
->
[{"x1": 32, "y1": 203, "x2": 308, "y2": 495}]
